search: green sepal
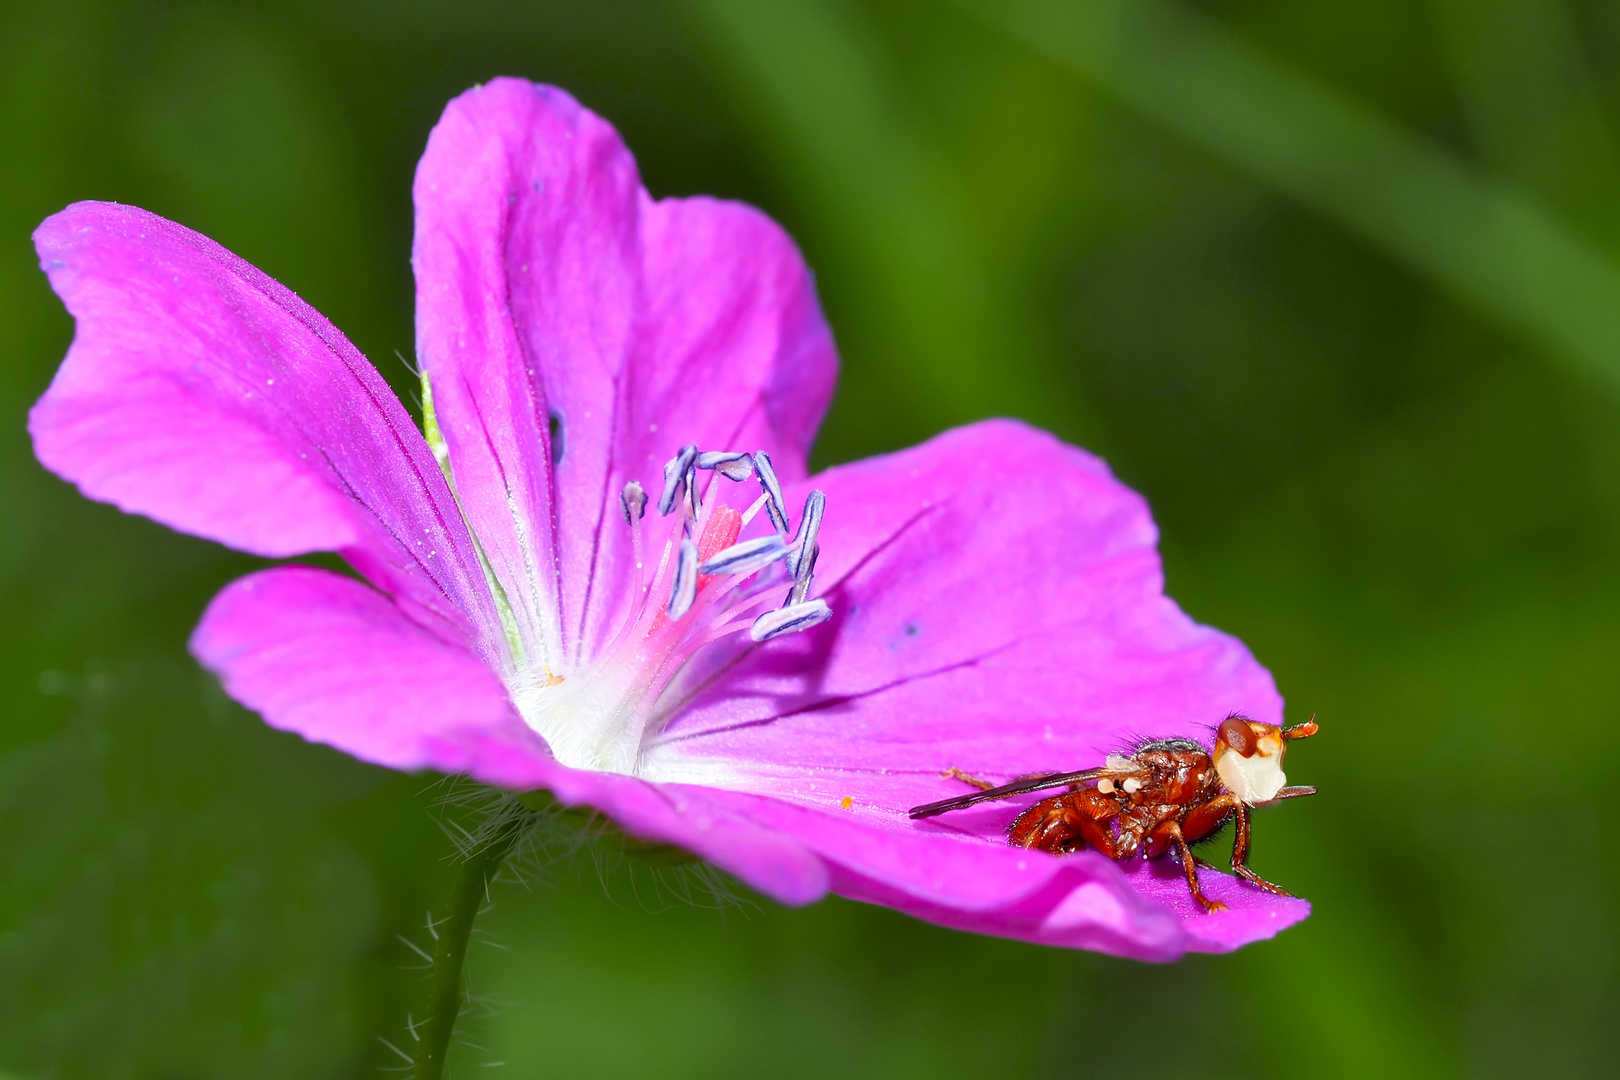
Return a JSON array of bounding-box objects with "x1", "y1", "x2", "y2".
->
[{"x1": 419, "y1": 368, "x2": 530, "y2": 670}]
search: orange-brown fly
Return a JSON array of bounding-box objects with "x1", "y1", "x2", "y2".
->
[{"x1": 908, "y1": 715, "x2": 1319, "y2": 912}]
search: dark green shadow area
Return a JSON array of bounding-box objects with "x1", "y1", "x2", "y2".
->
[{"x1": 2, "y1": 0, "x2": 1616, "y2": 1076}]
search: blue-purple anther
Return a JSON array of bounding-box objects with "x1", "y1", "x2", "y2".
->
[
  {"x1": 658, "y1": 444, "x2": 698, "y2": 516},
  {"x1": 787, "y1": 489, "x2": 824, "y2": 577},
  {"x1": 699, "y1": 534, "x2": 788, "y2": 577},
  {"x1": 751, "y1": 599, "x2": 831, "y2": 641},
  {"x1": 789, "y1": 542, "x2": 818, "y2": 606},
  {"x1": 752, "y1": 450, "x2": 789, "y2": 534},
  {"x1": 697, "y1": 450, "x2": 754, "y2": 482},
  {"x1": 667, "y1": 537, "x2": 698, "y2": 619},
  {"x1": 639, "y1": 444, "x2": 833, "y2": 644},
  {"x1": 620, "y1": 479, "x2": 647, "y2": 525}
]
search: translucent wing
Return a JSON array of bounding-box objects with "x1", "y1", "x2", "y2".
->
[{"x1": 908, "y1": 768, "x2": 1110, "y2": 820}]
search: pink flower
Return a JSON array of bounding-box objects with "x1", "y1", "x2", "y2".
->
[{"x1": 28, "y1": 79, "x2": 1306, "y2": 959}]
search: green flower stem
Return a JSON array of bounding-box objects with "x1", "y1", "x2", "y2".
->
[{"x1": 413, "y1": 819, "x2": 523, "y2": 1080}]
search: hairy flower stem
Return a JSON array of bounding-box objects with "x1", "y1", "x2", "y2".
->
[{"x1": 413, "y1": 818, "x2": 524, "y2": 1080}]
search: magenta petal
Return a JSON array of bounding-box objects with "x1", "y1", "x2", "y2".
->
[
  {"x1": 723, "y1": 792, "x2": 1307, "y2": 957},
  {"x1": 34, "y1": 90, "x2": 1305, "y2": 957},
  {"x1": 658, "y1": 419, "x2": 1283, "y2": 757},
  {"x1": 411, "y1": 79, "x2": 837, "y2": 665},
  {"x1": 640, "y1": 420, "x2": 1298, "y2": 953},
  {"x1": 690, "y1": 789, "x2": 1193, "y2": 958},
  {"x1": 30, "y1": 203, "x2": 501, "y2": 651},
  {"x1": 191, "y1": 567, "x2": 549, "y2": 787},
  {"x1": 522, "y1": 767, "x2": 831, "y2": 906}
]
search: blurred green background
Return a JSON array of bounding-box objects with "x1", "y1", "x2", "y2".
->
[{"x1": 3, "y1": 0, "x2": 1617, "y2": 1075}]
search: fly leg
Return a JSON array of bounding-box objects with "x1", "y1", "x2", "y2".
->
[
  {"x1": 1224, "y1": 803, "x2": 1294, "y2": 897},
  {"x1": 940, "y1": 767, "x2": 996, "y2": 791},
  {"x1": 1177, "y1": 793, "x2": 1240, "y2": 882},
  {"x1": 1010, "y1": 791, "x2": 1119, "y2": 856},
  {"x1": 1177, "y1": 792, "x2": 1293, "y2": 897},
  {"x1": 1162, "y1": 821, "x2": 1226, "y2": 913},
  {"x1": 1069, "y1": 807, "x2": 1119, "y2": 858}
]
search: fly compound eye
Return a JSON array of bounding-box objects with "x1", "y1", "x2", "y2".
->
[{"x1": 1215, "y1": 716, "x2": 1256, "y2": 757}]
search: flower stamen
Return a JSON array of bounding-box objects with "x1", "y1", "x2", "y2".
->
[
  {"x1": 753, "y1": 450, "x2": 789, "y2": 534},
  {"x1": 698, "y1": 534, "x2": 789, "y2": 577},
  {"x1": 751, "y1": 599, "x2": 833, "y2": 641},
  {"x1": 786, "y1": 489, "x2": 824, "y2": 577},
  {"x1": 696, "y1": 450, "x2": 754, "y2": 482},
  {"x1": 788, "y1": 541, "x2": 819, "y2": 606},
  {"x1": 513, "y1": 443, "x2": 832, "y2": 773},
  {"x1": 657, "y1": 444, "x2": 698, "y2": 516},
  {"x1": 667, "y1": 538, "x2": 698, "y2": 619},
  {"x1": 739, "y1": 491, "x2": 771, "y2": 528}
]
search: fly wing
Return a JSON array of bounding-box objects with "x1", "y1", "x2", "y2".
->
[{"x1": 908, "y1": 768, "x2": 1110, "y2": 820}]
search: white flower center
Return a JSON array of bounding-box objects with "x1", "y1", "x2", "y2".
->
[
  {"x1": 513, "y1": 447, "x2": 828, "y2": 775},
  {"x1": 422, "y1": 374, "x2": 831, "y2": 776}
]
